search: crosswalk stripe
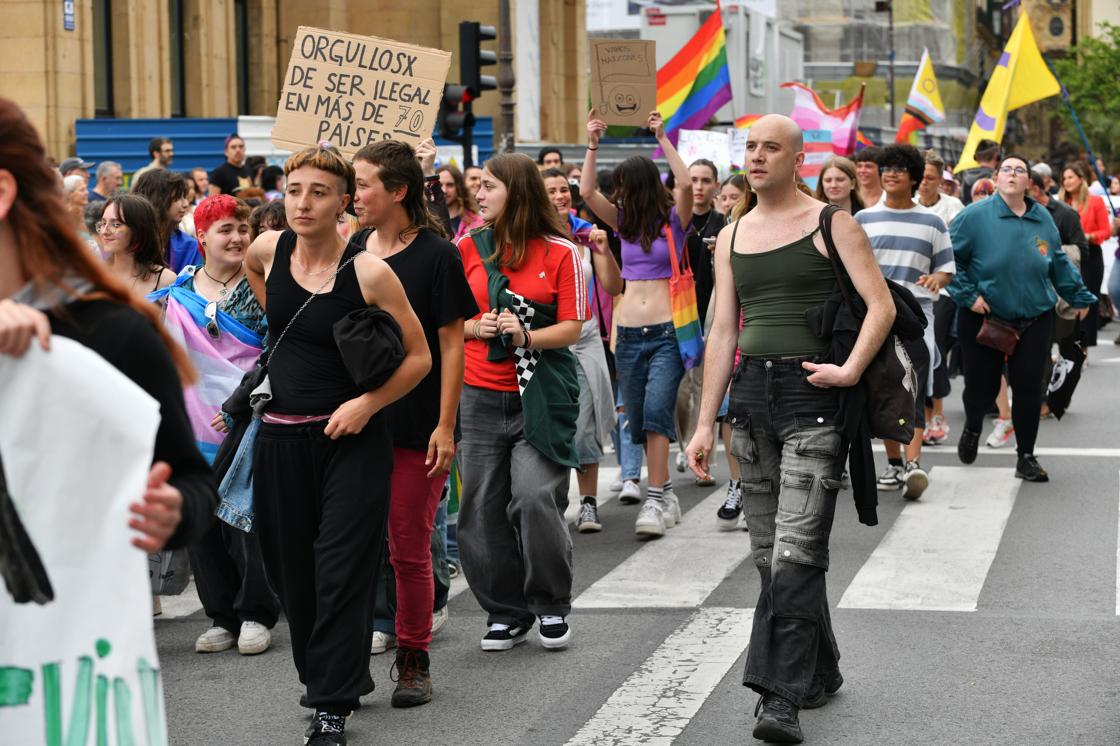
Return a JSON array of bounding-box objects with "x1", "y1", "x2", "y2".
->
[
  {"x1": 839, "y1": 466, "x2": 1020, "y2": 611},
  {"x1": 873, "y1": 444, "x2": 1120, "y2": 458},
  {"x1": 564, "y1": 607, "x2": 753, "y2": 746},
  {"x1": 573, "y1": 486, "x2": 750, "y2": 609},
  {"x1": 1114, "y1": 469, "x2": 1120, "y2": 616}
]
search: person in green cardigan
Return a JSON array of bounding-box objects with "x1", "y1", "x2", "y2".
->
[{"x1": 455, "y1": 153, "x2": 587, "y2": 653}]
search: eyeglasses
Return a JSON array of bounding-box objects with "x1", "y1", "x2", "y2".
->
[
  {"x1": 998, "y1": 166, "x2": 1029, "y2": 175},
  {"x1": 94, "y1": 220, "x2": 126, "y2": 234},
  {"x1": 879, "y1": 165, "x2": 909, "y2": 175},
  {"x1": 204, "y1": 301, "x2": 221, "y2": 340}
]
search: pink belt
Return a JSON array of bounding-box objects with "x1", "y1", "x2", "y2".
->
[{"x1": 261, "y1": 413, "x2": 331, "y2": 425}]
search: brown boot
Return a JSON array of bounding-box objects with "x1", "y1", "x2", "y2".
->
[{"x1": 390, "y1": 647, "x2": 432, "y2": 708}]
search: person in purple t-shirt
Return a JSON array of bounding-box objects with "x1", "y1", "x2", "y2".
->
[{"x1": 580, "y1": 108, "x2": 693, "y2": 540}]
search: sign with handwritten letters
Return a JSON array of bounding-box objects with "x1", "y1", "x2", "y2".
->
[
  {"x1": 273, "y1": 27, "x2": 453, "y2": 157},
  {"x1": 677, "y1": 129, "x2": 732, "y2": 181},
  {"x1": 0, "y1": 339, "x2": 166, "y2": 744},
  {"x1": 590, "y1": 39, "x2": 658, "y2": 127}
]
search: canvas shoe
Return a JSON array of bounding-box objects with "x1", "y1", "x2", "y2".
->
[
  {"x1": 237, "y1": 621, "x2": 271, "y2": 655},
  {"x1": 537, "y1": 615, "x2": 571, "y2": 650},
  {"x1": 194, "y1": 626, "x2": 236, "y2": 653},
  {"x1": 902, "y1": 461, "x2": 929, "y2": 500},
  {"x1": 876, "y1": 464, "x2": 904, "y2": 491},
  {"x1": 431, "y1": 606, "x2": 449, "y2": 637},
  {"x1": 370, "y1": 631, "x2": 397, "y2": 655},
  {"x1": 576, "y1": 500, "x2": 602, "y2": 533},
  {"x1": 716, "y1": 482, "x2": 743, "y2": 531},
  {"x1": 634, "y1": 499, "x2": 666, "y2": 538},
  {"x1": 480, "y1": 623, "x2": 529, "y2": 651},
  {"x1": 662, "y1": 492, "x2": 682, "y2": 529},
  {"x1": 618, "y1": 479, "x2": 642, "y2": 505}
]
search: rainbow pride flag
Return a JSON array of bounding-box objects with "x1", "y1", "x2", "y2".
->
[
  {"x1": 150, "y1": 274, "x2": 264, "y2": 464},
  {"x1": 656, "y1": 2, "x2": 733, "y2": 146},
  {"x1": 735, "y1": 113, "x2": 761, "y2": 129},
  {"x1": 856, "y1": 130, "x2": 875, "y2": 150}
]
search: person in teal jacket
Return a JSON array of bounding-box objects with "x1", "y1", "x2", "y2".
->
[{"x1": 948, "y1": 153, "x2": 1097, "y2": 483}]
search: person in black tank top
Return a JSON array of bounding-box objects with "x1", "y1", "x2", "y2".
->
[
  {"x1": 244, "y1": 145, "x2": 430, "y2": 745},
  {"x1": 684, "y1": 116, "x2": 896, "y2": 744},
  {"x1": 351, "y1": 140, "x2": 477, "y2": 707}
]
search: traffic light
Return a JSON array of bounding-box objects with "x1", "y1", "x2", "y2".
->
[
  {"x1": 459, "y1": 21, "x2": 497, "y2": 101},
  {"x1": 439, "y1": 84, "x2": 471, "y2": 143}
]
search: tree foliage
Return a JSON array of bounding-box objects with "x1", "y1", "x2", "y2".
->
[{"x1": 1051, "y1": 22, "x2": 1120, "y2": 167}]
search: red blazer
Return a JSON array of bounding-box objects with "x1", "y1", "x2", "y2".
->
[{"x1": 1076, "y1": 194, "x2": 1111, "y2": 245}]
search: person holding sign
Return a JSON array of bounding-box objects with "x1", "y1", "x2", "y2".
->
[
  {"x1": 350, "y1": 139, "x2": 477, "y2": 708},
  {"x1": 456, "y1": 153, "x2": 586, "y2": 653},
  {"x1": 243, "y1": 143, "x2": 430, "y2": 745},
  {"x1": 580, "y1": 108, "x2": 693, "y2": 539}
]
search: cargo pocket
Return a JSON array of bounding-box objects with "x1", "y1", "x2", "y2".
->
[
  {"x1": 729, "y1": 415, "x2": 757, "y2": 465},
  {"x1": 793, "y1": 415, "x2": 841, "y2": 459}
]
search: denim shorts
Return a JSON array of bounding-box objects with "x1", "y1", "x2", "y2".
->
[{"x1": 615, "y1": 322, "x2": 686, "y2": 444}]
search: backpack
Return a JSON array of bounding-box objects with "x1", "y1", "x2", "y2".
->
[{"x1": 816, "y1": 204, "x2": 926, "y2": 443}]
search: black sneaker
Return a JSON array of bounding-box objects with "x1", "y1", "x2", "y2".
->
[
  {"x1": 716, "y1": 481, "x2": 743, "y2": 531},
  {"x1": 480, "y1": 623, "x2": 530, "y2": 651},
  {"x1": 390, "y1": 648, "x2": 432, "y2": 708},
  {"x1": 753, "y1": 693, "x2": 803, "y2": 743},
  {"x1": 537, "y1": 615, "x2": 571, "y2": 650},
  {"x1": 304, "y1": 711, "x2": 347, "y2": 745},
  {"x1": 576, "y1": 499, "x2": 602, "y2": 533},
  {"x1": 1015, "y1": 454, "x2": 1049, "y2": 482},
  {"x1": 957, "y1": 428, "x2": 981, "y2": 465},
  {"x1": 802, "y1": 669, "x2": 845, "y2": 709}
]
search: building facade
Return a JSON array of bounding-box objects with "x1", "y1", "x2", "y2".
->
[{"x1": 0, "y1": 0, "x2": 588, "y2": 159}]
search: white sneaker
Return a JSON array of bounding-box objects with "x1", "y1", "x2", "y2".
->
[
  {"x1": 370, "y1": 630, "x2": 397, "y2": 655},
  {"x1": 902, "y1": 461, "x2": 929, "y2": 501},
  {"x1": 432, "y1": 606, "x2": 449, "y2": 637},
  {"x1": 634, "y1": 499, "x2": 666, "y2": 537},
  {"x1": 986, "y1": 418, "x2": 1015, "y2": 448},
  {"x1": 675, "y1": 451, "x2": 687, "y2": 473},
  {"x1": 195, "y1": 626, "x2": 236, "y2": 653},
  {"x1": 662, "y1": 492, "x2": 682, "y2": 529},
  {"x1": 618, "y1": 479, "x2": 642, "y2": 505},
  {"x1": 537, "y1": 615, "x2": 571, "y2": 650},
  {"x1": 238, "y1": 621, "x2": 271, "y2": 655},
  {"x1": 608, "y1": 477, "x2": 624, "y2": 493}
]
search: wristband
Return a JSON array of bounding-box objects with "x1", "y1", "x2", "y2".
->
[
  {"x1": 586, "y1": 145, "x2": 598, "y2": 151},
  {"x1": 522, "y1": 329, "x2": 532, "y2": 349}
]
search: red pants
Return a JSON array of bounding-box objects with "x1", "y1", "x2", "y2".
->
[{"x1": 389, "y1": 447, "x2": 446, "y2": 650}]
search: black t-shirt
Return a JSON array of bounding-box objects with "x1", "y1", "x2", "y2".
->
[
  {"x1": 210, "y1": 161, "x2": 255, "y2": 195},
  {"x1": 355, "y1": 229, "x2": 478, "y2": 450},
  {"x1": 686, "y1": 209, "x2": 722, "y2": 331}
]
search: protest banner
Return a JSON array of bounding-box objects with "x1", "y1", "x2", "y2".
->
[
  {"x1": 728, "y1": 127, "x2": 750, "y2": 169},
  {"x1": 0, "y1": 339, "x2": 165, "y2": 744},
  {"x1": 590, "y1": 39, "x2": 658, "y2": 127},
  {"x1": 799, "y1": 129, "x2": 833, "y2": 190},
  {"x1": 677, "y1": 129, "x2": 732, "y2": 180},
  {"x1": 272, "y1": 27, "x2": 453, "y2": 157}
]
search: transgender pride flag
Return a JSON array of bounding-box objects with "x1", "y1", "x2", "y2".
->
[
  {"x1": 782, "y1": 82, "x2": 866, "y2": 157},
  {"x1": 150, "y1": 274, "x2": 263, "y2": 464}
]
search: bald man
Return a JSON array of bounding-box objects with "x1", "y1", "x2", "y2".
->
[{"x1": 687, "y1": 115, "x2": 895, "y2": 743}]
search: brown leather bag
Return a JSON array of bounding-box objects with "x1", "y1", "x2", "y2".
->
[{"x1": 977, "y1": 316, "x2": 1021, "y2": 356}]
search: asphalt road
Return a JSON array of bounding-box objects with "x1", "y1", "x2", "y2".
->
[{"x1": 156, "y1": 344, "x2": 1120, "y2": 745}]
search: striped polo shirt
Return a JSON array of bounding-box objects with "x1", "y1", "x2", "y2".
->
[{"x1": 856, "y1": 202, "x2": 955, "y2": 312}]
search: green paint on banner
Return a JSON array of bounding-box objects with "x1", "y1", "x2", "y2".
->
[
  {"x1": 95, "y1": 639, "x2": 111, "y2": 659},
  {"x1": 0, "y1": 666, "x2": 34, "y2": 707},
  {"x1": 64, "y1": 656, "x2": 93, "y2": 746},
  {"x1": 138, "y1": 657, "x2": 165, "y2": 746},
  {"x1": 113, "y1": 677, "x2": 135, "y2": 746},
  {"x1": 42, "y1": 662, "x2": 62, "y2": 746},
  {"x1": 96, "y1": 675, "x2": 109, "y2": 746}
]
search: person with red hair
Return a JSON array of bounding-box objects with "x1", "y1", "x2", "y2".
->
[{"x1": 0, "y1": 96, "x2": 216, "y2": 554}]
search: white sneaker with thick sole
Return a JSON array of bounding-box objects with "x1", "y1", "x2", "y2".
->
[
  {"x1": 986, "y1": 418, "x2": 1015, "y2": 448},
  {"x1": 662, "y1": 492, "x2": 682, "y2": 529},
  {"x1": 238, "y1": 621, "x2": 271, "y2": 655},
  {"x1": 432, "y1": 606, "x2": 449, "y2": 637},
  {"x1": 618, "y1": 479, "x2": 642, "y2": 505},
  {"x1": 902, "y1": 461, "x2": 929, "y2": 501},
  {"x1": 195, "y1": 626, "x2": 236, "y2": 653},
  {"x1": 634, "y1": 499, "x2": 666, "y2": 537},
  {"x1": 608, "y1": 477, "x2": 624, "y2": 493},
  {"x1": 370, "y1": 630, "x2": 397, "y2": 655}
]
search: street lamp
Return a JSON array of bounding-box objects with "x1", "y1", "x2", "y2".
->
[{"x1": 875, "y1": 0, "x2": 895, "y2": 127}]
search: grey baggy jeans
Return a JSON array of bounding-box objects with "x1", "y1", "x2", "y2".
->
[{"x1": 457, "y1": 384, "x2": 573, "y2": 628}]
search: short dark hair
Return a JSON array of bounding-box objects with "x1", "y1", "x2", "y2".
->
[
  {"x1": 852, "y1": 146, "x2": 881, "y2": 164},
  {"x1": 249, "y1": 200, "x2": 287, "y2": 239},
  {"x1": 876, "y1": 144, "x2": 925, "y2": 195},
  {"x1": 541, "y1": 168, "x2": 567, "y2": 181},
  {"x1": 998, "y1": 152, "x2": 1031, "y2": 172},
  {"x1": 260, "y1": 165, "x2": 285, "y2": 192},
  {"x1": 1028, "y1": 170, "x2": 1046, "y2": 191},
  {"x1": 537, "y1": 146, "x2": 563, "y2": 165},
  {"x1": 689, "y1": 159, "x2": 719, "y2": 182},
  {"x1": 355, "y1": 140, "x2": 448, "y2": 239},
  {"x1": 975, "y1": 139, "x2": 1001, "y2": 163},
  {"x1": 147, "y1": 137, "x2": 171, "y2": 159}
]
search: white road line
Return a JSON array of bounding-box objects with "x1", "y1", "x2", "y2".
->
[
  {"x1": 839, "y1": 466, "x2": 1020, "y2": 612},
  {"x1": 565, "y1": 607, "x2": 753, "y2": 746},
  {"x1": 1115, "y1": 469, "x2": 1120, "y2": 616},
  {"x1": 574, "y1": 486, "x2": 750, "y2": 609},
  {"x1": 873, "y1": 444, "x2": 1120, "y2": 458},
  {"x1": 1098, "y1": 358, "x2": 1120, "y2": 364}
]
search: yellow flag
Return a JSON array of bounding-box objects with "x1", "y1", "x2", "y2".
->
[{"x1": 954, "y1": 13, "x2": 1060, "y2": 173}]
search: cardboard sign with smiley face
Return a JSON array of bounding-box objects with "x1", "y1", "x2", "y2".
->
[{"x1": 590, "y1": 39, "x2": 657, "y2": 127}]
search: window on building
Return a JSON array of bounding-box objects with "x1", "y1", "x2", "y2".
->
[
  {"x1": 234, "y1": 0, "x2": 250, "y2": 114},
  {"x1": 169, "y1": 0, "x2": 186, "y2": 117},
  {"x1": 92, "y1": 0, "x2": 114, "y2": 117}
]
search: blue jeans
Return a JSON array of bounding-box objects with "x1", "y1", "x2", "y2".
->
[
  {"x1": 1108, "y1": 261, "x2": 1120, "y2": 310},
  {"x1": 611, "y1": 382, "x2": 645, "y2": 481},
  {"x1": 615, "y1": 322, "x2": 686, "y2": 443},
  {"x1": 728, "y1": 356, "x2": 845, "y2": 707}
]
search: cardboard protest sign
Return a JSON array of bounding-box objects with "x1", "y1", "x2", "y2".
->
[
  {"x1": 728, "y1": 128, "x2": 751, "y2": 169},
  {"x1": 273, "y1": 27, "x2": 453, "y2": 157},
  {"x1": 677, "y1": 129, "x2": 732, "y2": 181},
  {"x1": 0, "y1": 339, "x2": 165, "y2": 743},
  {"x1": 590, "y1": 39, "x2": 657, "y2": 127}
]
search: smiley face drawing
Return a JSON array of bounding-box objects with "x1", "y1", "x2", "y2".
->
[{"x1": 606, "y1": 85, "x2": 641, "y2": 116}]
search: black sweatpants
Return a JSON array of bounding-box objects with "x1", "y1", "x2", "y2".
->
[
  {"x1": 189, "y1": 518, "x2": 279, "y2": 634},
  {"x1": 957, "y1": 308, "x2": 1053, "y2": 456},
  {"x1": 253, "y1": 416, "x2": 392, "y2": 715}
]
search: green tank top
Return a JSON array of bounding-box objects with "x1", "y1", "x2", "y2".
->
[{"x1": 732, "y1": 229, "x2": 836, "y2": 357}]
